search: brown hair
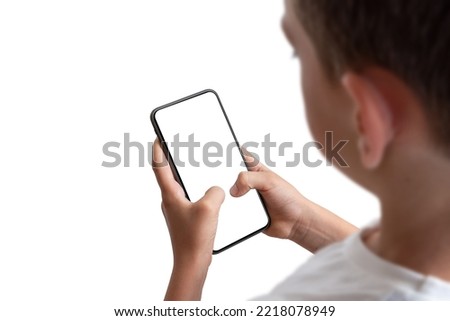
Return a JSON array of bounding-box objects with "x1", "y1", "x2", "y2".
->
[{"x1": 295, "y1": 0, "x2": 450, "y2": 146}]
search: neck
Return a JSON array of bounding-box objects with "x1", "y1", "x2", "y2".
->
[{"x1": 366, "y1": 148, "x2": 450, "y2": 281}]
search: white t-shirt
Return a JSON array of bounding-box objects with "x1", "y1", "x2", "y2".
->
[{"x1": 255, "y1": 229, "x2": 450, "y2": 300}]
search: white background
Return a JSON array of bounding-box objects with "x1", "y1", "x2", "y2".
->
[{"x1": 0, "y1": 1, "x2": 378, "y2": 319}]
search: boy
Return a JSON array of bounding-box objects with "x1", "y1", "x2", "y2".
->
[{"x1": 152, "y1": 0, "x2": 450, "y2": 300}]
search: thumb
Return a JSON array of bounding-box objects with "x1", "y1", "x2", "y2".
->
[
  {"x1": 196, "y1": 186, "x2": 225, "y2": 210},
  {"x1": 230, "y1": 171, "x2": 275, "y2": 197}
]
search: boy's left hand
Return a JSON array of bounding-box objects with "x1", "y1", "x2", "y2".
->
[{"x1": 152, "y1": 139, "x2": 224, "y2": 300}]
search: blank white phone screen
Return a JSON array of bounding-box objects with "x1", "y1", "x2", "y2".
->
[{"x1": 152, "y1": 90, "x2": 269, "y2": 253}]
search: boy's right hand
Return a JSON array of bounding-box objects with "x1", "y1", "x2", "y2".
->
[{"x1": 230, "y1": 155, "x2": 357, "y2": 252}]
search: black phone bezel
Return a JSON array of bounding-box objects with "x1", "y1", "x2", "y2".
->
[{"x1": 150, "y1": 89, "x2": 271, "y2": 254}]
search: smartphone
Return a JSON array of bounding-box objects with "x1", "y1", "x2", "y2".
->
[{"x1": 150, "y1": 89, "x2": 270, "y2": 254}]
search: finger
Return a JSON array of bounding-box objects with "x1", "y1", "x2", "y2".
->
[
  {"x1": 152, "y1": 138, "x2": 183, "y2": 196},
  {"x1": 230, "y1": 171, "x2": 275, "y2": 197},
  {"x1": 240, "y1": 147, "x2": 268, "y2": 172},
  {"x1": 196, "y1": 186, "x2": 225, "y2": 211}
]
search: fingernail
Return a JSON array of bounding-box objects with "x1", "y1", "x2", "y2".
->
[
  {"x1": 152, "y1": 143, "x2": 167, "y2": 168},
  {"x1": 230, "y1": 184, "x2": 238, "y2": 196},
  {"x1": 244, "y1": 154, "x2": 254, "y2": 163}
]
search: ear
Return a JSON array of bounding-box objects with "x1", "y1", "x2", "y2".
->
[{"x1": 341, "y1": 72, "x2": 394, "y2": 169}]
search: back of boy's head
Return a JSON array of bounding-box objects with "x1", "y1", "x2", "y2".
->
[{"x1": 294, "y1": 0, "x2": 450, "y2": 149}]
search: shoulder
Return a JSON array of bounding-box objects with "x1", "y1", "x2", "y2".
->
[{"x1": 254, "y1": 228, "x2": 450, "y2": 300}]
